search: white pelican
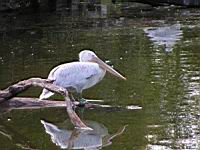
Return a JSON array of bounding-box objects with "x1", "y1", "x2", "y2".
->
[{"x1": 39, "y1": 50, "x2": 126, "y2": 101}]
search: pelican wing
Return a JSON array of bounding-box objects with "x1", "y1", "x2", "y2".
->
[
  {"x1": 48, "y1": 62, "x2": 104, "y2": 92},
  {"x1": 39, "y1": 62, "x2": 105, "y2": 99}
]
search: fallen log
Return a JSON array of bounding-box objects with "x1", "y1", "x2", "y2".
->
[
  {"x1": 0, "y1": 78, "x2": 90, "y2": 130},
  {"x1": 0, "y1": 97, "x2": 110, "y2": 112},
  {"x1": 0, "y1": 96, "x2": 143, "y2": 115},
  {"x1": 0, "y1": 78, "x2": 63, "y2": 103},
  {"x1": 0, "y1": 97, "x2": 66, "y2": 113}
]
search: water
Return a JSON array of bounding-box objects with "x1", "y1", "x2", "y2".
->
[{"x1": 0, "y1": 2, "x2": 200, "y2": 150}]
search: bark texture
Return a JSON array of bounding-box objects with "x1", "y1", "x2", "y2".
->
[{"x1": 0, "y1": 78, "x2": 90, "y2": 129}]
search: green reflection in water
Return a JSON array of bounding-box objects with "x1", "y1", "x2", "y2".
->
[{"x1": 0, "y1": 1, "x2": 200, "y2": 150}]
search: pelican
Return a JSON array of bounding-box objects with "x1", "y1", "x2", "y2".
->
[{"x1": 39, "y1": 50, "x2": 126, "y2": 102}]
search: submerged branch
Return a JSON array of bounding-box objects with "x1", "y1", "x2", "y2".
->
[
  {"x1": 0, "y1": 78, "x2": 89, "y2": 129},
  {"x1": 0, "y1": 97, "x2": 107, "y2": 112}
]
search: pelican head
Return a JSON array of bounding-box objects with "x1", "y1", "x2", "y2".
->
[
  {"x1": 79, "y1": 50, "x2": 97, "y2": 62},
  {"x1": 79, "y1": 50, "x2": 126, "y2": 80}
]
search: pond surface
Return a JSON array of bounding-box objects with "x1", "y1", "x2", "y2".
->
[{"x1": 0, "y1": 1, "x2": 200, "y2": 150}]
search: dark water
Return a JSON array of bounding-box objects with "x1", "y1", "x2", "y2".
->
[{"x1": 0, "y1": 2, "x2": 200, "y2": 150}]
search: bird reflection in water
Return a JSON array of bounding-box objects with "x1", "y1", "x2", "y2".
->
[
  {"x1": 144, "y1": 23, "x2": 183, "y2": 52},
  {"x1": 41, "y1": 120, "x2": 127, "y2": 150}
]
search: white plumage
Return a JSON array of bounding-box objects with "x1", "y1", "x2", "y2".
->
[{"x1": 39, "y1": 50, "x2": 126, "y2": 100}]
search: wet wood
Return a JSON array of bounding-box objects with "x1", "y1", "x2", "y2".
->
[
  {"x1": 0, "y1": 78, "x2": 89, "y2": 129},
  {"x1": 0, "y1": 78, "x2": 63, "y2": 103},
  {"x1": 0, "y1": 97, "x2": 66, "y2": 113},
  {"x1": 0, "y1": 97, "x2": 105, "y2": 112}
]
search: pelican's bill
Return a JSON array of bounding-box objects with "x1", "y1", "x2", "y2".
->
[{"x1": 92, "y1": 57, "x2": 126, "y2": 80}]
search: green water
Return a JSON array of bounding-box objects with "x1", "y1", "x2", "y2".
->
[{"x1": 0, "y1": 2, "x2": 200, "y2": 150}]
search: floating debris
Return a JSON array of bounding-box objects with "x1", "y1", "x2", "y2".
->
[{"x1": 126, "y1": 105, "x2": 142, "y2": 110}]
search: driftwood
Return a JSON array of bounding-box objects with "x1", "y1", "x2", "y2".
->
[
  {"x1": 0, "y1": 78, "x2": 90, "y2": 130},
  {"x1": 0, "y1": 97, "x2": 110, "y2": 112},
  {"x1": 0, "y1": 97, "x2": 66, "y2": 113}
]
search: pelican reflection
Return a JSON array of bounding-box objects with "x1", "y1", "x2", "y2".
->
[{"x1": 41, "y1": 120, "x2": 127, "y2": 150}]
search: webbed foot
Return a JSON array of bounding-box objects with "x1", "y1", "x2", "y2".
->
[{"x1": 78, "y1": 98, "x2": 87, "y2": 107}]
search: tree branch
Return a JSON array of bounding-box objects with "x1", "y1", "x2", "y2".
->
[{"x1": 0, "y1": 78, "x2": 90, "y2": 129}]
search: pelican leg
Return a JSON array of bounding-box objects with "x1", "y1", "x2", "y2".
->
[
  {"x1": 77, "y1": 93, "x2": 86, "y2": 116},
  {"x1": 77, "y1": 93, "x2": 87, "y2": 107}
]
